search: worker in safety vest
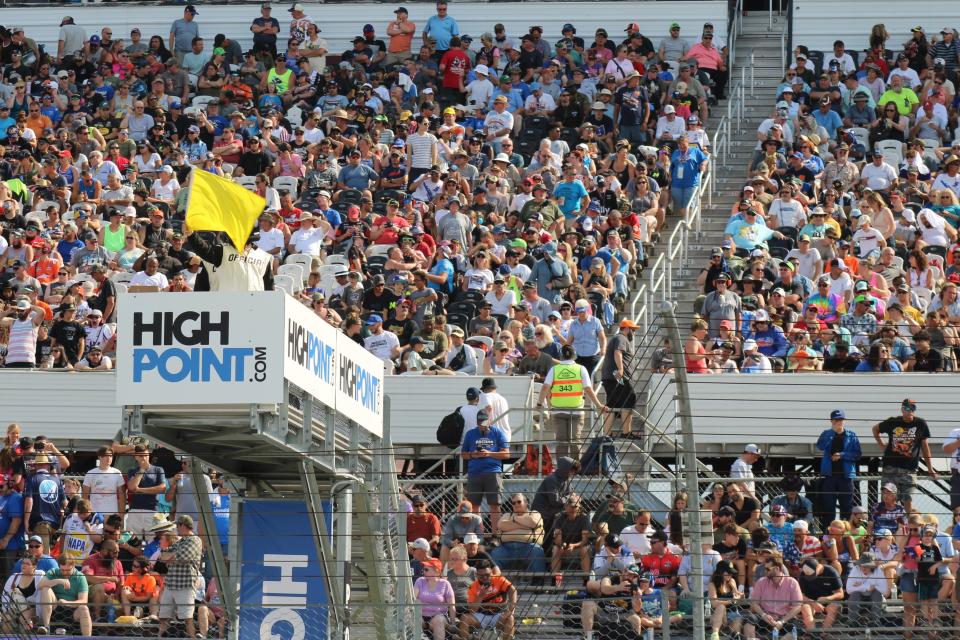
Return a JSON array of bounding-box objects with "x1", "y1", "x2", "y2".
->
[
  {"x1": 184, "y1": 226, "x2": 274, "y2": 292},
  {"x1": 536, "y1": 344, "x2": 606, "y2": 459}
]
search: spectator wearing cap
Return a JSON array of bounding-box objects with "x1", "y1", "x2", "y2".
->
[
  {"x1": 249, "y1": 3, "x2": 281, "y2": 59},
  {"x1": 440, "y1": 499, "x2": 483, "y2": 560},
  {"x1": 682, "y1": 30, "x2": 726, "y2": 100},
  {"x1": 815, "y1": 409, "x2": 862, "y2": 522},
  {"x1": 362, "y1": 314, "x2": 401, "y2": 372},
  {"x1": 157, "y1": 514, "x2": 203, "y2": 638},
  {"x1": 727, "y1": 445, "x2": 759, "y2": 497},
  {"x1": 871, "y1": 400, "x2": 936, "y2": 513},
  {"x1": 441, "y1": 327, "x2": 478, "y2": 374},
  {"x1": 599, "y1": 318, "x2": 640, "y2": 437},
  {"x1": 478, "y1": 377, "x2": 510, "y2": 440},
  {"x1": 796, "y1": 556, "x2": 844, "y2": 630},
  {"x1": 845, "y1": 551, "x2": 890, "y2": 623},
  {"x1": 50, "y1": 301, "x2": 85, "y2": 364},
  {"x1": 701, "y1": 272, "x2": 741, "y2": 338},
  {"x1": 657, "y1": 22, "x2": 690, "y2": 72},
  {"x1": 461, "y1": 401, "x2": 509, "y2": 533},
  {"x1": 407, "y1": 494, "x2": 441, "y2": 551},
  {"x1": 537, "y1": 343, "x2": 605, "y2": 459},
  {"x1": 932, "y1": 155, "x2": 960, "y2": 196}
]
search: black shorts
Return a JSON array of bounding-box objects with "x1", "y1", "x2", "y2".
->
[{"x1": 602, "y1": 379, "x2": 637, "y2": 409}]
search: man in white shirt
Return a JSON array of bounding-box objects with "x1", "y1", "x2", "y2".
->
[
  {"x1": 130, "y1": 257, "x2": 170, "y2": 289},
  {"x1": 911, "y1": 100, "x2": 949, "y2": 143},
  {"x1": 523, "y1": 83, "x2": 556, "y2": 116},
  {"x1": 859, "y1": 151, "x2": 898, "y2": 192},
  {"x1": 786, "y1": 236, "x2": 823, "y2": 281},
  {"x1": 483, "y1": 96, "x2": 515, "y2": 153},
  {"x1": 826, "y1": 257, "x2": 854, "y2": 303},
  {"x1": 730, "y1": 444, "x2": 760, "y2": 496},
  {"x1": 362, "y1": 314, "x2": 400, "y2": 372},
  {"x1": 479, "y1": 377, "x2": 511, "y2": 440},
  {"x1": 287, "y1": 213, "x2": 325, "y2": 256},
  {"x1": 465, "y1": 64, "x2": 494, "y2": 110},
  {"x1": 255, "y1": 211, "x2": 287, "y2": 268},
  {"x1": 931, "y1": 155, "x2": 960, "y2": 197},
  {"x1": 81, "y1": 446, "x2": 125, "y2": 516},
  {"x1": 888, "y1": 54, "x2": 922, "y2": 91},
  {"x1": 655, "y1": 105, "x2": 686, "y2": 143},
  {"x1": 824, "y1": 40, "x2": 856, "y2": 75},
  {"x1": 620, "y1": 509, "x2": 656, "y2": 559}
]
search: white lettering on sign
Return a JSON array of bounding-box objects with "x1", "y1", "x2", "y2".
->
[{"x1": 260, "y1": 554, "x2": 309, "y2": 640}]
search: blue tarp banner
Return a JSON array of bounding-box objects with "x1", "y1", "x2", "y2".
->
[{"x1": 239, "y1": 499, "x2": 330, "y2": 640}]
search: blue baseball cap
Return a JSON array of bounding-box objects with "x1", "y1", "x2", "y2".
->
[
  {"x1": 562, "y1": 23, "x2": 576, "y2": 33},
  {"x1": 366, "y1": 314, "x2": 383, "y2": 325},
  {"x1": 830, "y1": 409, "x2": 845, "y2": 420},
  {"x1": 529, "y1": 82, "x2": 541, "y2": 90}
]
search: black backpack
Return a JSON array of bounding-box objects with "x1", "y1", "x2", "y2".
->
[{"x1": 436, "y1": 408, "x2": 465, "y2": 448}]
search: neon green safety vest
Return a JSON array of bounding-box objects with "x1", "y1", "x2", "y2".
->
[{"x1": 550, "y1": 363, "x2": 584, "y2": 408}]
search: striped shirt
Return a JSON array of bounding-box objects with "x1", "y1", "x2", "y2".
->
[
  {"x1": 6, "y1": 316, "x2": 38, "y2": 365},
  {"x1": 406, "y1": 132, "x2": 438, "y2": 169}
]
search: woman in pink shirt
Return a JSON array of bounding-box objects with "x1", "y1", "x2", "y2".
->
[{"x1": 414, "y1": 559, "x2": 456, "y2": 639}]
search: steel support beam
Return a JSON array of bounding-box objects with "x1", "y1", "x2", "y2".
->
[
  {"x1": 190, "y1": 458, "x2": 237, "y2": 622},
  {"x1": 299, "y1": 460, "x2": 343, "y2": 639}
]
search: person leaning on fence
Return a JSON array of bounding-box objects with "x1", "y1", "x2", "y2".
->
[{"x1": 536, "y1": 344, "x2": 606, "y2": 460}]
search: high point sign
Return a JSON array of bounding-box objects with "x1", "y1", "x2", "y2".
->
[{"x1": 117, "y1": 292, "x2": 383, "y2": 437}]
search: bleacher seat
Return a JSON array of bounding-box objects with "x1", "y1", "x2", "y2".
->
[
  {"x1": 234, "y1": 176, "x2": 257, "y2": 191},
  {"x1": 277, "y1": 263, "x2": 307, "y2": 288},
  {"x1": 286, "y1": 254, "x2": 315, "y2": 280},
  {"x1": 273, "y1": 273, "x2": 296, "y2": 296},
  {"x1": 875, "y1": 139, "x2": 904, "y2": 167},
  {"x1": 286, "y1": 106, "x2": 303, "y2": 127},
  {"x1": 324, "y1": 254, "x2": 349, "y2": 268},
  {"x1": 192, "y1": 95, "x2": 217, "y2": 109},
  {"x1": 273, "y1": 176, "x2": 300, "y2": 196}
]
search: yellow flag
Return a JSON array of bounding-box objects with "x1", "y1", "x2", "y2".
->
[{"x1": 186, "y1": 169, "x2": 266, "y2": 250}]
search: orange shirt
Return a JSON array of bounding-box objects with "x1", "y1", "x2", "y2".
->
[
  {"x1": 28, "y1": 256, "x2": 63, "y2": 285},
  {"x1": 124, "y1": 573, "x2": 158, "y2": 599},
  {"x1": 25, "y1": 113, "x2": 53, "y2": 139},
  {"x1": 467, "y1": 575, "x2": 513, "y2": 614}
]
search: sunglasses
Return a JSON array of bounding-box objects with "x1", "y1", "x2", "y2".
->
[{"x1": 28, "y1": 544, "x2": 41, "y2": 549}]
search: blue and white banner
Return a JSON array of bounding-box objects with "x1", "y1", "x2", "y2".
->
[{"x1": 239, "y1": 499, "x2": 330, "y2": 640}]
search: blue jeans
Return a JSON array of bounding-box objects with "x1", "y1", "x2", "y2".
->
[{"x1": 490, "y1": 541, "x2": 546, "y2": 574}]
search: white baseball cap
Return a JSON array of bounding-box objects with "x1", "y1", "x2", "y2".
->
[
  {"x1": 742, "y1": 339, "x2": 758, "y2": 351},
  {"x1": 744, "y1": 444, "x2": 761, "y2": 454}
]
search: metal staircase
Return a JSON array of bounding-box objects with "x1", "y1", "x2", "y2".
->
[{"x1": 670, "y1": 12, "x2": 788, "y2": 317}]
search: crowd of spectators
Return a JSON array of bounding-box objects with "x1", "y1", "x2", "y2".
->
[
  {"x1": 405, "y1": 398, "x2": 960, "y2": 640},
  {"x1": 0, "y1": 5, "x2": 720, "y2": 376},
  {"x1": 684, "y1": 23, "x2": 960, "y2": 374},
  {"x1": 0, "y1": 422, "x2": 229, "y2": 636}
]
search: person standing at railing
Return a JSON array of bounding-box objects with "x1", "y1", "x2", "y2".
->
[
  {"x1": 816, "y1": 409, "x2": 862, "y2": 523},
  {"x1": 461, "y1": 409, "x2": 510, "y2": 533},
  {"x1": 871, "y1": 398, "x2": 938, "y2": 514},
  {"x1": 537, "y1": 344, "x2": 606, "y2": 459}
]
